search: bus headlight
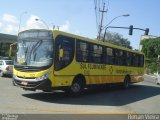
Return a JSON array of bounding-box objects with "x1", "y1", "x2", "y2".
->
[{"x1": 36, "y1": 72, "x2": 50, "y2": 81}]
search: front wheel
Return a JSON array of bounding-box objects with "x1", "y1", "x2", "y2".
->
[{"x1": 69, "y1": 78, "x2": 84, "y2": 95}]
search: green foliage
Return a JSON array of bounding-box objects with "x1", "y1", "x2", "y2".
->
[
  {"x1": 102, "y1": 32, "x2": 132, "y2": 49},
  {"x1": 145, "y1": 58, "x2": 157, "y2": 73},
  {"x1": 140, "y1": 37, "x2": 160, "y2": 73}
]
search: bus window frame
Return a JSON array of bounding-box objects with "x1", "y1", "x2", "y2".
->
[
  {"x1": 54, "y1": 35, "x2": 75, "y2": 71},
  {"x1": 105, "y1": 47, "x2": 115, "y2": 65},
  {"x1": 90, "y1": 43, "x2": 104, "y2": 64},
  {"x1": 76, "y1": 40, "x2": 90, "y2": 63}
]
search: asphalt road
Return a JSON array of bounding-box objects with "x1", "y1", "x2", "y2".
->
[{"x1": 0, "y1": 75, "x2": 159, "y2": 116}]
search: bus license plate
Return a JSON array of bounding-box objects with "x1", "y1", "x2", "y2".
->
[{"x1": 21, "y1": 81, "x2": 28, "y2": 85}]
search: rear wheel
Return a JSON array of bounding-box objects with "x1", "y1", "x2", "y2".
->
[{"x1": 123, "y1": 76, "x2": 130, "y2": 89}]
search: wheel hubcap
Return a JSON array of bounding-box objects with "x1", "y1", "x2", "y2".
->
[{"x1": 71, "y1": 83, "x2": 81, "y2": 93}]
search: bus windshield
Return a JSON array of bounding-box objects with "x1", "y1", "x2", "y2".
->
[{"x1": 15, "y1": 39, "x2": 53, "y2": 67}]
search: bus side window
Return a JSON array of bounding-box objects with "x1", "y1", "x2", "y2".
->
[
  {"x1": 90, "y1": 44, "x2": 103, "y2": 63},
  {"x1": 132, "y1": 53, "x2": 139, "y2": 67},
  {"x1": 122, "y1": 51, "x2": 127, "y2": 66},
  {"x1": 55, "y1": 35, "x2": 75, "y2": 71},
  {"x1": 114, "y1": 49, "x2": 123, "y2": 65},
  {"x1": 139, "y1": 55, "x2": 144, "y2": 67},
  {"x1": 76, "y1": 41, "x2": 89, "y2": 62},
  {"x1": 106, "y1": 47, "x2": 114, "y2": 65},
  {"x1": 127, "y1": 52, "x2": 132, "y2": 66},
  {"x1": 119, "y1": 50, "x2": 124, "y2": 65}
]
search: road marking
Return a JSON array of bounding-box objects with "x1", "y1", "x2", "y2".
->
[
  {"x1": 24, "y1": 108, "x2": 136, "y2": 114},
  {"x1": 2, "y1": 106, "x2": 136, "y2": 114}
]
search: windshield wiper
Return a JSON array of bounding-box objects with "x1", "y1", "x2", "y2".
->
[
  {"x1": 32, "y1": 40, "x2": 43, "y2": 54},
  {"x1": 29, "y1": 40, "x2": 43, "y2": 62}
]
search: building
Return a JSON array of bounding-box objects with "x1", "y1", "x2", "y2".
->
[{"x1": 0, "y1": 33, "x2": 17, "y2": 57}]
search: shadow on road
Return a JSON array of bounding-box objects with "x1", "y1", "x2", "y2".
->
[{"x1": 22, "y1": 84, "x2": 160, "y2": 106}]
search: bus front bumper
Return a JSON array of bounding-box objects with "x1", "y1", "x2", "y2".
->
[{"x1": 13, "y1": 75, "x2": 52, "y2": 91}]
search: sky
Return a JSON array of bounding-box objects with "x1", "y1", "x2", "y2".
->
[{"x1": 0, "y1": 0, "x2": 160, "y2": 49}]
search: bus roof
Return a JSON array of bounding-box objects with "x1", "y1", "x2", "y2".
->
[
  {"x1": 53, "y1": 30, "x2": 144, "y2": 55},
  {"x1": 19, "y1": 29, "x2": 143, "y2": 54},
  {"x1": 18, "y1": 29, "x2": 52, "y2": 34}
]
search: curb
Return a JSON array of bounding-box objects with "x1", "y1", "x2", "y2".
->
[{"x1": 144, "y1": 74, "x2": 156, "y2": 79}]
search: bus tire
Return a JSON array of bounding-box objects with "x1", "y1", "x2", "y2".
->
[
  {"x1": 123, "y1": 75, "x2": 130, "y2": 89},
  {"x1": 69, "y1": 76, "x2": 85, "y2": 96}
]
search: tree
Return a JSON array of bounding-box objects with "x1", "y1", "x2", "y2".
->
[
  {"x1": 140, "y1": 37, "x2": 160, "y2": 73},
  {"x1": 101, "y1": 32, "x2": 132, "y2": 49}
]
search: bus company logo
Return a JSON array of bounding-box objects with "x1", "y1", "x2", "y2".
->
[{"x1": 109, "y1": 66, "x2": 113, "y2": 74}]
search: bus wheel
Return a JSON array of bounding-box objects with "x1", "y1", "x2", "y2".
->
[
  {"x1": 70, "y1": 78, "x2": 84, "y2": 95},
  {"x1": 123, "y1": 76, "x2": 130, "y2": 89}
]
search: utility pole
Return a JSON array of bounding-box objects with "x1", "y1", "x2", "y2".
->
[{"x1": 98, "y1": 3, "x2": 107, "y2": 40}]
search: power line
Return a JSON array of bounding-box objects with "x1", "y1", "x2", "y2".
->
[
  {"x1": 94, "y1": 0, "x2": 109, "y2": 39},
  {"x1": 94, "y1": 0, "x2": 99, "y2": 31},
  {"x1": 98, "y1": 2, "x2": 107, "y2": 38}
]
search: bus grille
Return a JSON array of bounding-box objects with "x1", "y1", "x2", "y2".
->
[{"x1": 14, "y1": 65, "x2": 50, "y2": 72}]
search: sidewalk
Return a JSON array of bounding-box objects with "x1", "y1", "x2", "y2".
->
[{"x1": 144, "y1": 74, "x2": 156, "y2": 79}]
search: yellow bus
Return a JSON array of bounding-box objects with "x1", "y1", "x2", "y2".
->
[{"x1": 13, "y1": 29, "x2": 145, "y2": 94}]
